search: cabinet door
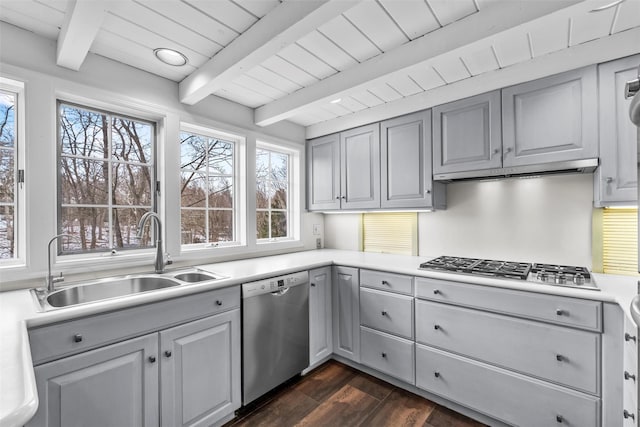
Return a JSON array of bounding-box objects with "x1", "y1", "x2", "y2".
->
[
  {"x1": 309, "y1": 266, "x2": 333, "y2": 367},
  {"x1": 28, "y1": 334, "x2": 159, "y2": 427},
  {"x1": 332, "y1": 266, "x2": 360, "y2": 362},
  {"x1": 432, "y1": 91, "x2": 502, "y2": 176},
  {"x1": 307, "y1": 133, "x2": 341, "y2": 210},
  {"x1": 595, "y1": 55, "x2": 639, "y2": 206},
  {"x1": 381, "y1": 110, "x2": 434, "y2": 208},
  {"x1": 340, "y1": 124, "x2": 381, "y2": 209},
  {"x1": 160, "y1": 310, "x2": 241, "y2": 427},
  {"x1": 502, "y1": 66, "x2": 598, "y2": 167}
]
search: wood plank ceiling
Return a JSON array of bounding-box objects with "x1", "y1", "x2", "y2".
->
[{"x1": 1, "y1": 0, "x2": 639, "y2": 137}]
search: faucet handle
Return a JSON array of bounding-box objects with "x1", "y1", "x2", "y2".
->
[
  {"x1": 165, "y1": 253, "x2": 173, "y2": 266},
  {"x1": 52, "y1": 273, "x2": 65, "y2": 284}
]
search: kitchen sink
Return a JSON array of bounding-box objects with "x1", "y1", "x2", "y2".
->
[
  {"x1": 172, "y1": 272, "x2": 220, "y2": 282},
  {"x1": 45, "y1": 276, "x2": 182, "y2": 308}
]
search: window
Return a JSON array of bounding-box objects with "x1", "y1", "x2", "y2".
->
[
  {"x1": 180, "y1": 128, "x2": 238, "y2": 247},
  {"x1": 0, "y1": 89, "x2": 18, "y2": 260},
  {"x1": 57, "y1": 102, "x2": 155, "y2": 255},
  {"x1": 362, "y1": 212, "x2": 418, "y2": 255},
  {"x1": 601, "y1": 207, "x2": 638, "y2": 275},
  {"x1": 256, "y1": 147, "x2": 290, "y2": 240}
]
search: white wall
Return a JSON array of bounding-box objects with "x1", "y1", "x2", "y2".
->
[{"x1": 325, "y1": 174, "x2": 594, "y2": 267}]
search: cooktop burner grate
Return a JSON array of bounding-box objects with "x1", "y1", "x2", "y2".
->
[{"x1": 419, "y1": 256, "x2": 531, "y2": 280}]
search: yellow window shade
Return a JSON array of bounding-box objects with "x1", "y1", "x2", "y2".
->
[
  {"x1": 602, "y1": 208, "x2": 638, "y2": 275},
  {"x1": 362, "y1": 212, "x2": 417, "y2": 256}
]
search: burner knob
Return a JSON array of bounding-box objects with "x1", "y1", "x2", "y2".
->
[
  {"x1": 573, "y1": 273, "x2": 585, "y2": 285},
  {"x1": 555, "y1": 274, "x2": 566, "y2": 285},
  {"x1": 537, "y1": 271, "x2": 548, "y2": 282}
]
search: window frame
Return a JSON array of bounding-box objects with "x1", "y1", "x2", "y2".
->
[
  {"x1": 0, "y1": 77, "x2": 25, "y2": 267},
  {"x1": 255, "y1": 141, "x2": 300, "y2": 244},
  {"x1": 55, "y1": 100, "x2": 158, "y2": 258},
  {"x1": 179, "y1": 123, "x2": 245, "y2": 251}
]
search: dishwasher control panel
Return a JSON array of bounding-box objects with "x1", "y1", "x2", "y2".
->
[{"x1": 242, "y1": 271, "x2": 309, "y2": 298}]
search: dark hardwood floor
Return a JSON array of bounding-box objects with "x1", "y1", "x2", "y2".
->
[{"x1": 226, "y1": 361, "x2": 487, "y2": 427}]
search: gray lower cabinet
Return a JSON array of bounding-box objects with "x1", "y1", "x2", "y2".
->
[
  {"x1": 332, "y1": 266, "x2": 360, "y2": 362},
  {"x1": 28, "y1": 333, "x2": 160, "y2": 427},
  {"x1": 432, "y1": 90, "x2": 502, "y2": 176},
  {"x1": 623, "y1": 316, "x2": 639, "y2": 425},
  {"x1": 502, "y1": 66, "x2": 598, "y2": 167},
  {"x1": 380, "y1": 110, "x2": 445, "y2": 209},
  {"x1": 309, "y1": 266, "x2": 333, "y2": 367},
  {"x1": 160, "y1": 310, "x2": 241, "y2": 427},
  {"x1": 27, "y1": 288, "x2": 241, "y2": 427},
  {"x1": 595, "y1": 54, "x2": 640, "y2": 206}
]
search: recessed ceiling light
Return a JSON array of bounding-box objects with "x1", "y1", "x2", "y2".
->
[
  {"x1": 330, "y1": 98, "x2": 342, "y2": 104},
  {"x1": 153, "y1": 48, "x2": 188, "y2": 66},
  {"x1": 589, "y1": 0, "x2": 626, "y2": 12}
]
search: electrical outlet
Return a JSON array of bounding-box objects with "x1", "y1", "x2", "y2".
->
[
  {"x1": 316, "y1": 238, "x2": 322, "y2": 249},
  {"x1": 313, "y1": 224, "x2": 320, "y2": 235}
]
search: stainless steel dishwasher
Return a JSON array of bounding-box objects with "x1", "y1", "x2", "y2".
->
[{"x1": 242, "y1": 271, "x2": 309, "y2": 405}]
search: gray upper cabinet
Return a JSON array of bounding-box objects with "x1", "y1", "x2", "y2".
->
[
  {"x1": 381, "y1": 110, "x2": 445, "y2": 209},
  {"x1": 433, "y1": 90, "x2": 502, "y2": 176},
  {"x1": 340, "y1": 124, "x2": 381, "y2": 209},
  {"x1": 594, "y1": 54, "x2": 639, "y2": 206},
  {"x1": 307, "y1": 133, "x2": 341, "y2": 211},
  {"x1": 502, "y1": 66, "x2": 598, "y2": 167}
]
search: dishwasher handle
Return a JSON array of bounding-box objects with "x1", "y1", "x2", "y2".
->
[{"x1": 270, "y1": 287, "x2": 290, "y2": 296}]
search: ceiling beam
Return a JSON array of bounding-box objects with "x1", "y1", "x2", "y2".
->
[
  {"x1": 57, "y1": 0, "x2": 106, "y2": 70},
  {"x1": 305, "y1": 27, "x2": 640, "y2": 139},
  {"x1": 254, "y1": 0, "x2": 584, "y2": 127},
  {"x1": 179, "y1": 0, "x2": 360, "y2": 106}
]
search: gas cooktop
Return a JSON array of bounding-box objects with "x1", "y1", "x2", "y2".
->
[{"x1": 419, "y1": 256, "x2": 598, "y2": 291}]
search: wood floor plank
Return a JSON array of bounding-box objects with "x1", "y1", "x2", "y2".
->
[
  {"x1": 231, "y1": 388, "x2": 319, "y2": 427},
  {"x1": 348, "y1": 371, "x2": 395, "y2": 401},
  {"x1": 296, "y1": 384, "x2": 381, "y2": 427},
  {"x1": 363, "y1": 388, "x2": 436, "y2": 427},
  {"x1": 425, "y1": 406, "x2": 487, "y2": 427},
  {"x1": 295, "y1": 361, "x2": 358, "y2": 402}
]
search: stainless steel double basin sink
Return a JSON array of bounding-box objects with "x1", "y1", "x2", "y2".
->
[{"x1": 34, "y1": 269, "x2": 225, "y2": 311}]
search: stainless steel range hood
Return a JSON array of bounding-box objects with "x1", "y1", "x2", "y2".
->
[{"x1": 433, "y1": 158, "x2": 599, "y2": 182}]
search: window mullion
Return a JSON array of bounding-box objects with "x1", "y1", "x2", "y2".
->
[{"x1": 107, "y1": 114, "x2": 114, "y2": 249}]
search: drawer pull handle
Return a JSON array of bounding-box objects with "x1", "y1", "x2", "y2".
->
[
  {"x1": 381, "y1": 310, "x2": 388, "y2": 316},
  {"x1": 215, "y1": 300, "x2": 223, "y2": 306},
  {"x1": 625, "y1": 371, "x2": 636, "y2": 382},
  {"x1": 148, "y1": 356, "x2": 156, "y2": 363},
  {"x1": 434, "y1": 324, "x2": 440, "y2": 330},
  {"x1": 434, "y1": 372, "x2": 440, "y2": 378},
  {"x1": 556, "y1": 415, "x2": 563, "y2": 423},
  {"x1": 73, "y1": 334, "x2": 83, "y2": 343},
  {"x1": 433, "y1": 289, "x2": 440, "y2": 295},
  {"x1": 625, "y1": 333, "x2": 637, "y2": 343},
  {"x1": 381, "y1": 352, "x2": 387, "y2": 358},
  {"x1": 556, "y1": 354, "x2": 564, "y2": 362},
  {"x1": 381, "y1": 280, "x2": 389, "y2": 286},
  {"x1": 556, "y1": 309, "x2": 564, "y2": 316},
  {"x1": 624, "y1": 410, "x2": 635, "y2": 420},
  {"x1": 165, "y1": 350, "x2": 172, "y2": 358}
]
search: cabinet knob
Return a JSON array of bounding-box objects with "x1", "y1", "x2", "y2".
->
[
  {"x1": 381, "y1": 310, "x2": 388, "y2": 316},
  {"x1": 625, "y1": 333, "x2": 637, "y2": 343},
  {"x1": 556, "y1": 415, "x2": 564, "y2": 423},
  {"x1": 148, "y1": 356, "x2": 156, "y2": 363},
  {"x1": 426, "y1": 189, "x2": 431, "y2": 194},
  {"x1": 73, "y1": 334, "x2": 83, "y2": 343},
  {"x1": 605, "y1": 177, "x2": 614, "y2": 184},
  {"x1": 433, "y1": 289, "x2": 440, "y2": 295},
  {"x1": 215, "y1": 300, "x2": 223, "y2": 306},
  {"x1": 434, "y1": 324, "x2": 440, "y2": 330},
  {"x1": 434, "y1": 372, "x2": 440, "y2": 378},
  {"x1": 556, "y1": 309, "x2": 564, "y2": 316},
  {"x1": 503, "y1": 147, "x2": 513, "y2": 158},
  {"x1": 310, "y1": 283, "x2": 316, "y2": 287},
  {"x1": 341, "y1": 196, "x2": 346, "y2": 200},
  {"x1": 624, "y1": 410, "x2": 635, "y2": 420},
  {"x1": 493, "y1": 148, "x2": 500, "y2": 155},
  {"x1": 164, "y1": 350, "x2": 172, "y2": 358},
  {"x1": 556, "y1": 354, "x2": 564, "y2": 362},
  {"x1": 381, "y1": 352, "x2": 387, "y2": 358},
  {"x1": 336, "y1": 196, "x2": 340, "y2": 200},
  {"x1": 624, "y1": 371, "x2": 636, "y2": 382}
]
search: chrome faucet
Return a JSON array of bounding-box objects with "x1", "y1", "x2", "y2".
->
[
  {"x1": 137, "y1": 212, "x2": 170, "y2": 273},
  {"x1": 47, "y1": 234, "x2": 71, "y2": 292}
]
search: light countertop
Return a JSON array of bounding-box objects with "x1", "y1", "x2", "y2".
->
[{"x1": 1, "y1": 249, "x2": 638, "y2": 427}]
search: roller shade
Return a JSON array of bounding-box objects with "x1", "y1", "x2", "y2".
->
[
  {"x1": 602, "y1": 208, "x2": 638, "y2": 275},
  {"x1": 362, "y1": 212, "x2": 417, "y2": 256}
]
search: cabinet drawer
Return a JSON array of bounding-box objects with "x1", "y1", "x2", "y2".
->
[
  {"x1": 360, "y1": 269, "x2": 413, "y2": 295},
  {"x1": 416, "y1": 300, "x2": 600, "y2": 394},
  {"x1": 29, "y1": 286, "x2": 240, "y2": 365},
  {"x1": 361, "y1": 326, "x2": 414, "y2": 385},
  {"x1": 416, "y1": 345, "x2": 600, "y2": 427},
  {"x1": 360, "y1": 288, "x2": 413, "y2": 339},
  {"x1": 415, "y1": 277, "x2": 602, "y2": 331}
]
